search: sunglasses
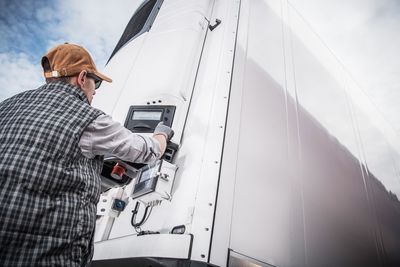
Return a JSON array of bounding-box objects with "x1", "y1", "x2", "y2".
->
[{"x1": 87, "y1": 73, "x2": 102, "y2": 89}]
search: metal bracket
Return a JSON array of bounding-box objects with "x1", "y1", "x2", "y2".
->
[
  {"x1": 157, "y1": 172, "x2": 170, "y2": 181},
  {"x1": 209, "y1": 19, "x2": 222, "y2": 31}
]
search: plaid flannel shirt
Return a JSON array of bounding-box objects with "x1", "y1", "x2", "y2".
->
[{"x1": 0, "y1": 82, "x2": 103, "y2": 266}]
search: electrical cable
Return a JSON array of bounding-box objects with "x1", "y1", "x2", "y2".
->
[
  {"x1": 141, "y1": 205, "x2": 154, "y2": 225},
  {"x1": 131, "y1": 201, "x2": 151, "y2": 233}
]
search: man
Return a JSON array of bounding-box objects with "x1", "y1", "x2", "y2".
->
[{"x1": 0, "y1": 43, "x2": 173, "y2": 266}]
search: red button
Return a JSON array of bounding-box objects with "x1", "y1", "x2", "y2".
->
[{"x1": 111, "y1": 163, "x2": 126, "y2": 180}]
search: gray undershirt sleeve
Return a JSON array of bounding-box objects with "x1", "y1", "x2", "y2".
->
[{"x1": 79, "y1": 114, "x2": 162, "y2": 163}]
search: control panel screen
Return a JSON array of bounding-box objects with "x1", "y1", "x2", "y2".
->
[
  {"x1": 138, "y1": 161, "x2": 161, "y2": 183},
  {"x1": 139, "y1": 168, "x2": 153, "y2": 182},
  {"x1": 132, "y1": 111, "x2": 162, "y2": 121},
  {"x1": 125, "y1": 105, "x2": 176, "y2": 133}
]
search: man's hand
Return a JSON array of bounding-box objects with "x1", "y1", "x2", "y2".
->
[
  {"x1": 154, "y1": 122, "x2": 174, "y2": 141},
  {"x1": 153, "y1": 122, "x2": 174, "y2": 155}
]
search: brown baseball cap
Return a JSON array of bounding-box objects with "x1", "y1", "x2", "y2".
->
[{"x1": 41, "y1": 43, "x2": 112, "y2": 83}]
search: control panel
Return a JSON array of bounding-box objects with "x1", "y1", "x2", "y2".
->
[
  {"x1": 100, "y1": 105, "x2": 178, "y2": 192},
  {"x1": 131, "y1": 160, "x2": 178, "y2": 204},
  {"x1": 124, "y1": 105, "x2": 175, "y2": 133}
]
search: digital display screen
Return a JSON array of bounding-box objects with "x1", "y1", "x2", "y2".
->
[
  {"x1": 132, "y1": 111, "x2": 162, "y2": 121},
  {"x1": 139, "y1": 168, "x2": 152, "y2": 182},
  {"x1": 139, "y1": 164, "x2": 159, "y2": 182}
]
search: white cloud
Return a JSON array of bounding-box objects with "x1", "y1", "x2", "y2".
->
[
  {"x1": 46, "y1": 0, "x2": 144, "y2": 68},
  {"x1": 35, "y1": 6, "x2": 57, "y2": 24},
  {"x1": 1, "y1": 1, "x2": 143, "y2": 101},
  {"x1": 0, "y1": 52, "x2": 43, "y2": 101}
]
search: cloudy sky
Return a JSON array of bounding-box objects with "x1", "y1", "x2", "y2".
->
[
  {"x1": 0, "y1": 0, "x2": 141, "y2": 100},
  {"x1": 0, "y1": 0, "x2": 399, "y2": 134}
]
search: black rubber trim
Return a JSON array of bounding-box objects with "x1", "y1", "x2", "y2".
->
[{"x1": 90, "y1": 257, "x2": 220, "y2": 267}]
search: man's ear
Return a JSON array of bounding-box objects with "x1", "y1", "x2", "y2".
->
[{"x1": 76, "y1": 70, "x2": 87, "y2": 88}]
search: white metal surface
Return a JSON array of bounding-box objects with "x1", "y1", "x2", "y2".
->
[
  {"x1": 93, "y1": 0, "x2": 218, "y2": 259},
  {"x1": 209, "y1": 0, "x2": 248, "y2": 264},
  {"x1": 229, "y1": 250, "x2": 275, "y2": 267},
  {"x1": 93, "y1": 234, "x2": 192, "y2": 260},
  {"x1": 93, "y1": 0, "x2": 241, "y2": 262},
  {"x1": 92, "y1": 0, "x2": 400, "y2": 266},
  {"x1": 93, "y1": 0, "x2": 242, "y2": 260},
  {"x1": 93, "y1": 0, "x2": 213, "y2": 144},
  {"x1": 211, "y1": 0, "x2": 400, "y2": 267},
  {"x1": 186, "y1": 0, "x2": 241, "y2": 262}
]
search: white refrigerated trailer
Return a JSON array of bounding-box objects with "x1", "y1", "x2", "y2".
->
[{"x1": 91, "y1": 0, "x2": 400, "y2": 266}]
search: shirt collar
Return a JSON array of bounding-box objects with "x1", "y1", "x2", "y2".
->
[{"x1": 49, "y1": 81, "x2": 89, "y2": 104}]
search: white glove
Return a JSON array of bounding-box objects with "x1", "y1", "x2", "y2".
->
[{"x1": 154, "y1": 122, "x2": 174, "y2": 141}]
